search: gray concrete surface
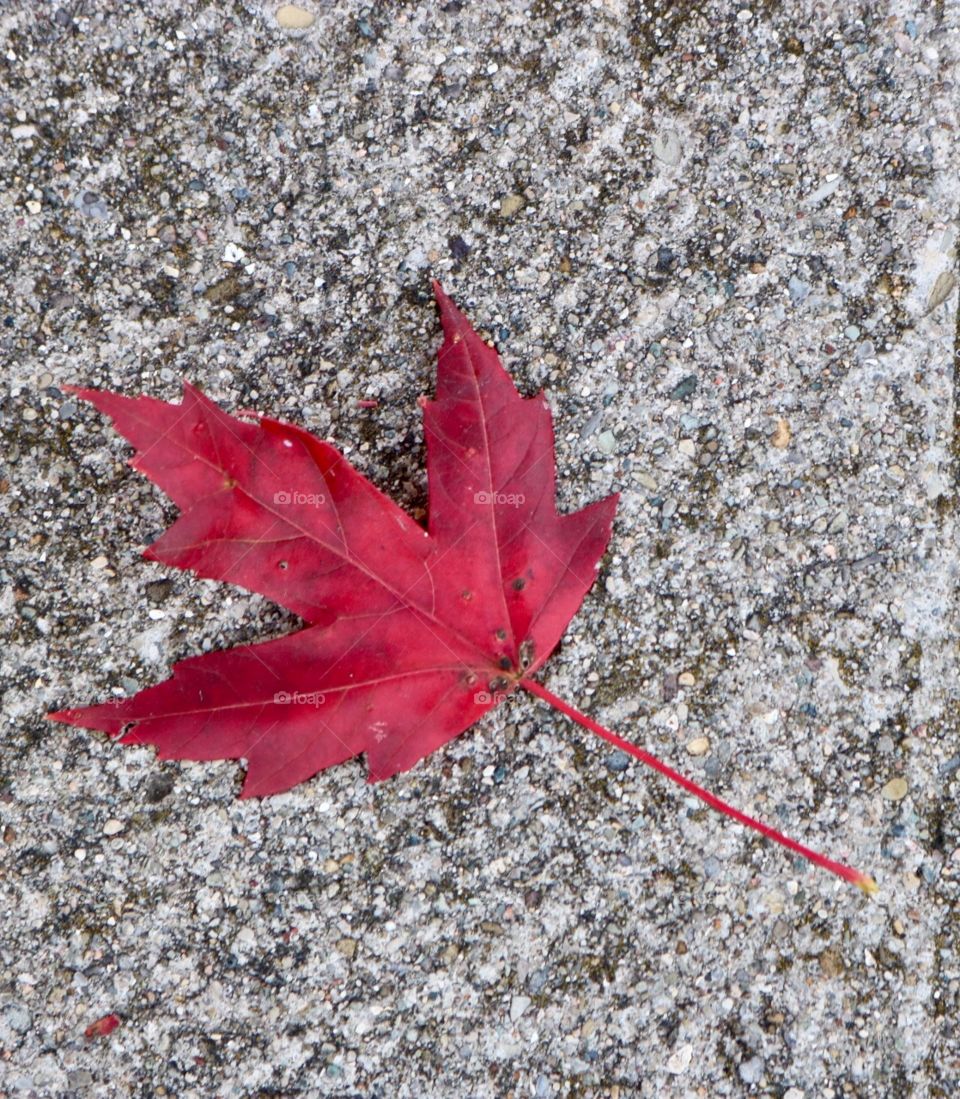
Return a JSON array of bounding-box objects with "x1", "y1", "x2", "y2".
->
[{"x1": 2, "y1": 1, "x2": 960, "y2": 1095}]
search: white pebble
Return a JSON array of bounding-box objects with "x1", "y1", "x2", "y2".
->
[
  {"x1": 665, "y1": 1044, "x2": 692, "y2": 1074},
  {"x1": 276, "y1": 4, "x2": 315, "y2": 29}
]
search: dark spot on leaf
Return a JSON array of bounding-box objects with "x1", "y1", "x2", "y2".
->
[
  {"x1": 498, "y1": 656, "x2": 512, "y2": 671},
  {"x1": 278, "y1": 561, "x2": 288, "y2": 570},
  {"x1": 488, "y1": 677, "x2": 508, "y2": 692},
  {"x1": 512, "y1": 577, "x2": 526, "y2": 590},
  {"x1": 495, "y1": 628, "x2": 507, "y2": 641}
]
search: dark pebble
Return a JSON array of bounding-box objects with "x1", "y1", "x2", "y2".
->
[
  {"x1": 448, "y1": 234, "x2": 470, "y2": 262},
  {"x1": 145, "y1": 579, "x2": 172, "y2": 604},
  {"x1": 669, "y1": 374, "x2": 698, "y2": 400},
  {"x1": 938, "y1": 755, "x2": 960, "y2": 776},
  {"x1": 528, "y1": 967, "x2": 550, "y2": 993},
  {"x1": 605, "y1": 750, "x2": 630, "y2": 773},
  {"x1": 144, "y1": 773, "x2": 174, "y2": 803},
  {"x1": 655, "y1": 245, "x2": 676, "y2": 273}
]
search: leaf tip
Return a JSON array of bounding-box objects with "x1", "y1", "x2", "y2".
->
[{"x1": 431, "y1": 279, "x2": 459, "y2": 319}]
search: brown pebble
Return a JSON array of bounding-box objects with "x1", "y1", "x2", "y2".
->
[{"x1": 771, "y1": 418, "x2": 791, "y2": 448}]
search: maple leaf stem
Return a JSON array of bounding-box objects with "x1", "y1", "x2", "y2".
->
[{"x1": 520, "y1": 678, "x2": 877, "y2": 895}]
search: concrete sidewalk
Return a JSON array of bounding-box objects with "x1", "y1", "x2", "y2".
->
[{"x1": 2, "y1": 1, "x2": 958, "y2": 1095}]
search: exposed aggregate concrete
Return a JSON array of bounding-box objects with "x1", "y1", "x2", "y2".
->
[{"x1": 2, "y1": 1, "x2": 960, "y2": 1096}]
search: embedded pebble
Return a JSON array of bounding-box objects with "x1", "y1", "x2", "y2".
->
[
  {"x1": 788, "y1": 276, "x2": 810, "y2": 303},
  {"x1": 276, "y1": 4, "x2": 315, "y2": 28},
  {"x1": 653, "y1": 129, "x2": 682, "y2": 165},
  {"x1": 103, "y1": 819, "x2": 124, "y2": 836},
  {"x1": 74, "y1": 191, "x2": 109, "y2": 219},
  {"x1": 771, "y1": 418, "x2": 791, "y2": 448},
  {"x1": 739, "y1": 1057, "x2": 764, "y2": 1085},
  {"x1": 3, "y1": 1004, "x2": 31, "y2": 1034},
  {"x1": 597, "y1": 430, "x2": 617, "y2": 454},
  {"x1": 499, "y1": 193, "x2": 526, "y2": 218},
  {"x1": 686, "y1": 737, "x2": 710, "y2": 756},
  {"x1": 510, "y1": 995, "x2": 531, "y2": 1022},
  {"x1": 234, "y1": 927, "x2": 256, "y2": 951},
  {"x1": 669, "y1": 375, "x2": 698, "y2": 400},
  {"x1": 927, "y1": 271, "x2": 956, "y2": 311},
  {"x1": 605, "y1": 750, "x2": 630, "y2": 773},
  {"x1": 665, "y1": 1044, "x2": 693, "y2": 1074},
  {"x1": 703, "y1": 855, "x2": 722, "y2": 879},
  {"x1": 580, "y1": 409, "x2": 603, "y2": 438},
  {"x1": 881, "y1": 777, "x2": 908, "y2": 801}
]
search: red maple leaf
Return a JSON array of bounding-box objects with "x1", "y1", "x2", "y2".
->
[{"x1": 49, "y1": 284, "x2": 874, "y2": 892}]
